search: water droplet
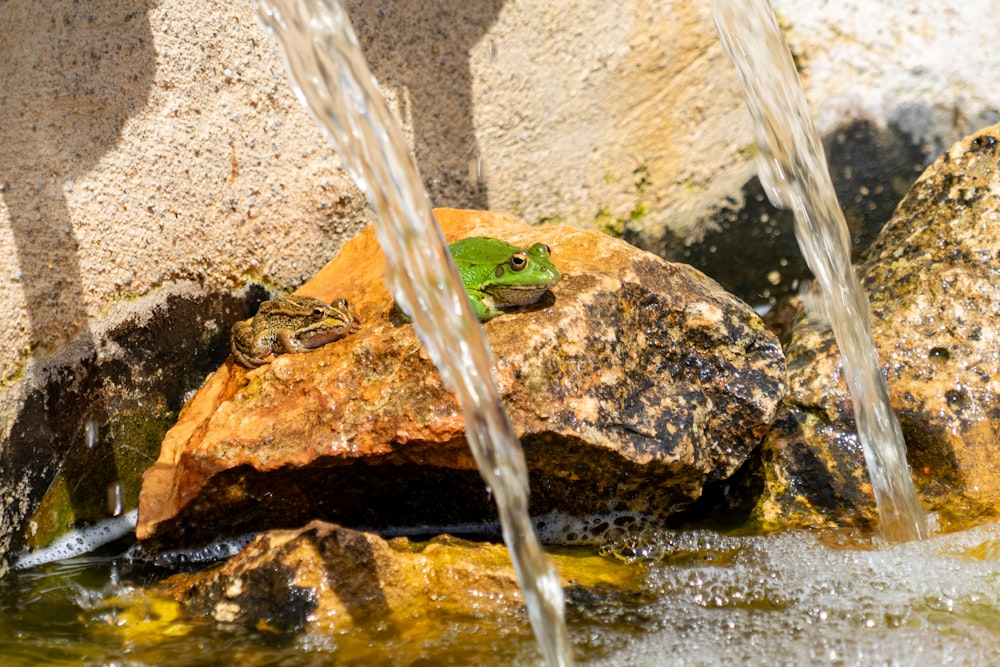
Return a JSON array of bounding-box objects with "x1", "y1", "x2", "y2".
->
[
  {"x1": 107, "y1": 481, "x2": 123, "y2": 517},
  {"x1": 928, "y1": 346, "x2": 950, "y2": 363},
  {"x1": 84, "y1": 420, "x2": 98, "y2": 449}
]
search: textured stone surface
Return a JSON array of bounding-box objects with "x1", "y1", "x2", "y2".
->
[
  {"x1": 3, "y1": 0, "x2": 999, "y2": 375},
  {"x1": 137, "y1": 209, "x2": 785, "y2": 550},
  {"x1": 755, "y1": 124, "x2": 1000, "y2": 532},
  {"x1": 153, "y1": 520, "x2": 639, "y2": 656},
  {"x1": 0, "y1": 282, "x2": 271, "y2": 575},
  {"x1": 474, "y1": 1, "x2": 1000, "y2": 304},
  {"x1": 157, "y1": 522, "x2": 525, "y2": 635}
]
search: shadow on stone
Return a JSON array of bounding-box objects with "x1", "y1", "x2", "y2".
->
[
  {"x1": 2, "y1": 283, "x2": 271, "y2": 573},
  {"x1": 346, "y1": 0, "x2": 505, "y2": 209}
]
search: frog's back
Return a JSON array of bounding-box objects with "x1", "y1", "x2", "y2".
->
[{"x1": 448, "y1": 237, "x2": 518, "y2": 265}]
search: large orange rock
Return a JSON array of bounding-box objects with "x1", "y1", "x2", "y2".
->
[{"x1": 137, "y1": 209, "x2": 785, "y2": 550}]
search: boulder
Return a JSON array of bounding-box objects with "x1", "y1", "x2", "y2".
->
[
  {"x1": 123, "y1": 520, "x2": 652, "y2": 662},
  {"x1": 137, "y1": 209, "x2": 785, "y2": 550},
  {"x1": 153, "y1": 520, "x2": 642, "y2": 652},
  {"x1": 1, "y1": 281, "x2": 271, "y2": 575},
  {"x1": 754, "y1": 125, "x2": 1000, "y2": 532}
]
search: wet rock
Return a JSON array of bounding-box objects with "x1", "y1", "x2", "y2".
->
[
  {"x1": 0, "y1": 282, "x2": 271, "y2": 575},
  {"x1": 137, "y1": 209, "x2": 785, "y2": 551},
  {"x1": 754, "y1": 125, "x2": 1000, "y2": 532},
  {"x1": 152, "y1": 520, "x2": 641, "y2": 657},
  {"x1": 761, "y1": 294, "x2": 802, "y2": 344}
]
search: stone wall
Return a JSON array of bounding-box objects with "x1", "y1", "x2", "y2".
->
[{"x1": 3, "y1": 0, "x2": 998, "y2": 374}]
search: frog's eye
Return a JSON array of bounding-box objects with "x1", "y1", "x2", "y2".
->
[
  {"x1": 528, "y1": 242, "x2": 552, "y2": 256},
  {"x1": 509, "y1": 252, "x2": 528, "y2": 271}
]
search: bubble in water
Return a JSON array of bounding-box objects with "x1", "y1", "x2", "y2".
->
[
  {"x1": 588, "y1": 523, "x2": 1000, "y2": 666},
  {"x1": 150, "y1": 534, "x2": 257, "y2": 567},
  {"x1": 84, "y1": 419, "x2": 98, "y2": 449},
  {"x1": 107, "y1": 481, "x2": 123, "y2": 517}
]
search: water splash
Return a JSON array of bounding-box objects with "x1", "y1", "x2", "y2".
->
[
  {"x1": 713, "y1": 0, "x2": 927, "y2": 541},
  {"x1": 84, "y1": 419, "x2": 98, "y2": 449},
  {"x1": 255, "y1": 1, "x2": 573, "y2": 663}
]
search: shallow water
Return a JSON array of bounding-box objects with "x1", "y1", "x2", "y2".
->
[
  {"x1": 4, "y1": 523, "x2": 1000, "y2": 666},
  {"x1": 594, "y1": 525, "x2": 1000, "y2": 665}
]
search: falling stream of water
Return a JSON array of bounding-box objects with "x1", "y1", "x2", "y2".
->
[
  {"x1": 712, "y1": 0, "x2": 928, "y2": 542},
  {"x1": 256, "y1": 0, "x2": 573, "y2": 664}
]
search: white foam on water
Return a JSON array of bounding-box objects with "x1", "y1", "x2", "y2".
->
[
  {"x1": 371, "y1": 511, "x2": 653, "y2": 547},
  {"x1": 590, "y1": 522, "x2": 1000, "y2": 666},
  {"x1": 533, "y1": 511, "x2": 653, "y2": 546},
  {"x1": 12, "y1": 510, "x2": 661, "y2": 574},
  {"x1": 15, "y1": 510, "x2": 138, "y2": 570}
]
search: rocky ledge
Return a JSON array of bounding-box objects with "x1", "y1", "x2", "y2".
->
[
  {"x1": 137, "y1": 208, "x2": 785, "y2": 551},
  {"x1": 150, "y1": 520, "x2": 641, "y2": 649}
]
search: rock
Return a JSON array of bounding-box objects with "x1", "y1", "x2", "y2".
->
[
  {"x1": 754, "y1": 125, "x2": 1000, "y2": 532},
  {"x1": 0, "y1": 282, "x2": 271, "y2": 575},
  {"x1": 137, "y1": 209, "x2": 785, "y2": 551},
  {"x1": 762, "y1": 294, "x2": 802, "y2": 344},
  {"x1": 146, "y1": 520, "x2": 640, "y2": 660}
]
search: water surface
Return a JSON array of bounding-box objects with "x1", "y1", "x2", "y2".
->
[{"x1": 4, "y1": 523, "x2": 1000, "y2": 665}]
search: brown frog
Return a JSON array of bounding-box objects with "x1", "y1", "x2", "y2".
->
[{"x1": 231, "y1": 294, "x2": 358, "y2": 368}]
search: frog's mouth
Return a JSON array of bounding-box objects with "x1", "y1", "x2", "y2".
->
[{"x1": 298, "y1": 321, "x2": 357, "y2": 348}]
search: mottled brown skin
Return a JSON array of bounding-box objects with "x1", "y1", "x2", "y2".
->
[{"x1": 231, "y1": 295, "x2": 358, "y2": 367}]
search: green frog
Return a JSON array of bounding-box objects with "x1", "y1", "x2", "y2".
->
[
  {"x1": 231, "y1": 294, "x2": 358, "y2": 368},
  {"x1": 448, "y1": 236, "x2": 562, "y2": 321}
]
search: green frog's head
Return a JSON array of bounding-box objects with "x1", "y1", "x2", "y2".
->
[
  {"x1": 449, "y1": 236, "x2": 562, "y2": 320},
  {"x1": 488, "y1": 241, "x2": 561, "y2": 297}
]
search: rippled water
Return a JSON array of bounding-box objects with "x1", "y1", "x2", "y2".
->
[
  {"x1": 4, "y1": 522, "x2": 1000, "y2": 665},
  {"x1": 592, "y1": 523, "x2": 1000, "y2": 666},
  {"x1": 255, "y1": 0, "x2": 571, "y2": 663},
  {"x1": 712, "y1": 0, "x2": 927, "y2": 542}
]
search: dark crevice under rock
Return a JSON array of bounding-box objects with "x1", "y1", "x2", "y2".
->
[
  {"x1": 138, "y1": 433, "x2": 734, "y2": 553},
  {"x1": 630, "y1": 117, "x2": 929, "y2": 306}
]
